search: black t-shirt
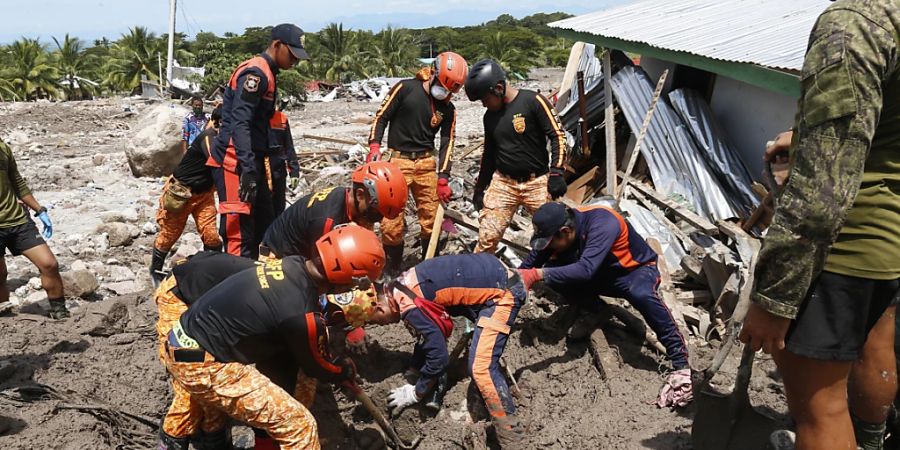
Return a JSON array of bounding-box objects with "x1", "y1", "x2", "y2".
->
[
  {"x1": 173, "y1": 127, "x2": 216, "y2": 192},
  {"x1": 368, "y1": 78, "x2": 456, "y2": 176},
  {"x1": 180, "y1": 256, "x2": 347, "y2": 381},
  {"x1": 261, "y1": 187, "x2": 350, "y2": 258},
  {"x1": 477, "y1": 90, "x2": 567, "y2": 188},
  {"x1": 171, "y1": 251, "x2": 258, "y2": 304}
]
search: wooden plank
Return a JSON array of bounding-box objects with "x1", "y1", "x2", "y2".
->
[
  {"x1": 443, "y1": 208, "x2": 530, "y2": 254},
  {"x1": 425, "y1": 205, "x2": 445, "y2": 259},
  {"x1": 301, "y1": 133, "x2": 358, "y2": 146},
  {"x1": 588, "y1": 328, "x2": 621, "y2": 380},
  {"x1": 603, "y1": 50, "x2": 617, "y2": 196},
  {"x1": 621, "y1": 175, "x2": 719, "y2": 235},
  {"x1": 564, "y1": 166, "x2": 599, "y2": 204},
  {"x1": 459, "y1": 140, "x2": 484, "y2": 160},
  {"x1": 557, "y1": 41, "x2": 587, "y2": 106},
  {"x1": 616, "y1": 69, "x2": 669, "y2": 202}
]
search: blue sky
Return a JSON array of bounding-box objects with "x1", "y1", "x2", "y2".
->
[{"x1": 0, "y1": 0, "x2": 629, "y2": 43}]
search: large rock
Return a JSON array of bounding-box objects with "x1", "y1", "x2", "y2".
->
[
  {"x1": 61, "y1": 270, "x2": 100, "y2": 298},
  {"x1": 125, "y1": 103, "x2": 188, "y2": 177},
  {"x1": 95, "y1": 222, "x2": 139, "y2": 247}
]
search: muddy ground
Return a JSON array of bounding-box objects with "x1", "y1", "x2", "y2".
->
[{"x1": 0, "y1": 80, "x2": 788, "y2": 449}]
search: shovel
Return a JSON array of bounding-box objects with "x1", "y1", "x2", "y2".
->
[
  {"x1": 692, "y1": 345, "x2": 778, "y2": 450},
  {"x1": 344, "y1": 380, "x2": 422, "y2": 450}
]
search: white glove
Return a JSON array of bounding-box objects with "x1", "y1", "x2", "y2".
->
[
  {"x1": 656, "y1": 368, "x2": 693, "y2": 408},
  {"x1": 388, "y1": 384, "x2": 420, "y2": 412}
]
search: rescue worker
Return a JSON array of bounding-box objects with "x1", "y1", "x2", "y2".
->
[
  {"x1": 518, "y1": 202, "x2": 691, "y2": 407},
  {"x1": 154, "y1": 251, "x2": 258, "y2": 450},
  {"x1": 209, "y1": 23, "x2": 309, "y2": 259},
  {"x1": 260, "y1": 161, "x2": 406, "y2": 354},
  {"x1": 739, "y1": 2, "x2": 900, "y2": 449},
  {"x1": 360, "y1": 253, "x2": 528, "y2": 448},
  {"x1": 464, "y1": 59, "x2": 568, "y2": 254},
  {"x1": 367, "y1": 51, "x2": 468, "y2": 275},
  {"x1": 260, "y1": 161, "x2": 407, "y2": 260},
  {"x1": 0, "y1": 138, "x2": 68, "y2": 319},
  {"x1": 162, "y1": 225, "x2": 383, "y2": 450},
  {"x1": 268, "y1": 102, "x2": 300, "y2": 215},
  {"x1": 150, "y1": 108, "x2": 224, "y2": 287},
  {"x1": 181, "y1": 96, "x2": 209, "y2": 153}
]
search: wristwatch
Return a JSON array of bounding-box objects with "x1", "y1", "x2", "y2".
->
[{"x1": 34, "y1": 206, "x2": 47, "y2": 217}]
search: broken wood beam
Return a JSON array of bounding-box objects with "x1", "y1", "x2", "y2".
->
[
  {"x1": 618, "y1": 174, "x2": 719, "y2": 236},
  {"x1": 588, "y1": 328, "x2": 621, "y2": 382},
  {"x1": 601, "y1": 297, "x2": 668, "y2": 355},
  {"x1": 301, "y1": 133, "x2": 359, "y2": 146},
  {"x1": 459, "y1": 140, "x2": 485, "y2": 160},
  {"x1": 617, "y1": 69, "x2": 668, "y2": 202},
  {"x1": 576, "y1": 70, "x2": 591, "y2": 158},
  {"x1": 564, "y1": 166, "x2": 599, "y2": 204},
  {"x1": 443, "y1": 208, "x2": 530, "y2": 253}
]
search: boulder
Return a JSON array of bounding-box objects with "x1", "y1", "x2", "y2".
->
[
  {"x1": 96, "y1": 223, "x2": 136, "y2": 247},
  {"x1": 99, "y1": 207, "x2": 140, "y2": 224},
  {"x1": 125, "y1": 103, "x2": 188, "y2": 177},
  {"x1": 60, "y1": 270, "x2": 100, "y2": 298},
  {"x1": 106, "y1": 281, "x2": 142, "y2": 295},
  {"x1": 92, "y1": 153, "x2": 105, "y2": 166}
]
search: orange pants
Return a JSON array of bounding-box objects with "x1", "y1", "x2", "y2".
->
[
  {"x1": 475, "y1": 173, "x2": 549, "y2": 254},
  {"x1": 381, "y1": 156, "x2": 437, "y2": 246},
  {"x1": 164, "y1": 354, "x2": 320, "y2": 449},
  {"x1": 155, "y1": 277, "x2": 228, "y2": 437},
  {"x1": 468, "y1": 289, "x2": 522, "y2": 419},
  {"x1": 155, "y1": 183, "x2": 221, "y2": 252}
]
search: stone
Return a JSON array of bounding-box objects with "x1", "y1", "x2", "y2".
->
[
  {"x1": 14, "y1": 286, "x2": 28, "y2": 297},
  {"x1": 70, "y1": 260, "x2": 88, "y2": 272},
  {"x1": 107, "y1": 265, "x2": 135, "y2": 282},
  {"x1": 125, "y1": 103, "x2": 188, "y2": 177},
  {"x1": 96, "y1": 223, "x2": 134, "y2": 247},
  {"x1": 105, "y1": 281, "x2": 141, "y2": 295},
  {"x1": 24, "y1": 291, "x2": 46, "y2": 304},
  {"x1": 27, "y1": 277, "x2": 42, "y2": 290},
  {"x1": 171, "y1": 243, "x2": 200, "y2": 261},
  {"x1": 142, "y1": 221, "x2": 159, "y2": 235},
  {"x1": 99, "y1": 207, "x2": 139, "y2": 224},
  {"x1": 60, "y1": 270, "x2": 99, "y2": 298},
  {"x1": 92, "y1": 153, "x2": 105, "y2": 166}
]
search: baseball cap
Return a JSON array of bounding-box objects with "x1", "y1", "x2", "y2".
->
[
  {"x1": 272, "y1": 24, "x2": 310, "y2": 60},
  {"x1": 530, "y1": 202, "x2": 570, "y2": 251}
]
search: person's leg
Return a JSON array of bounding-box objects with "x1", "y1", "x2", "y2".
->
[
  {"x1": 0, "y1": 257, "x2": 8, "y2": 305},
  {"x1": 190, "y1": 189, "x2": 223, "y2": 252},
  {"x1": 521, "y1": 174, "x2": 551, "y2": 215},
  {"x1": 412, "y1": 157, "x2": 438, "y2": 255},
  {"x1": 616, "y1": 266, "x2": 689, "y2": 369},
  {"x1": 153, "y1": 190, "x2": 191, "y2": 285},
  {"x1": 21, "y1": 244, "x2": 63, "y2": 299},
  {"x1": 382, "y1": 158, "x2": 414, "y2": 275},
  {"x1": 775, "y1": 349, "x2": 855, "y2": 450},
  {"x1": 271, "y1": 164, "x2": 288, "y2": 216},
  {"x1": 251, "y1": 161, "x2": 274, "y2": 259},
  {"x1": 475, "y1": 174, "x2": 518, "y2": 254},
  {"x1": 850, "y1": 303, "x2": 898, "y2": 450}
]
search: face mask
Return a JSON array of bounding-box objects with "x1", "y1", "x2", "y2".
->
[
  {"x1": 193, "y1": 107, "x2": 203, "y2": 116},
  {"x1": 430, "y1": 83, "x2": 450, "y2": 101}
]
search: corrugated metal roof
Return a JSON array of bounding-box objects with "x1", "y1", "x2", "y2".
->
[{"x1": 550, "y1": 0, "x2": 832, "y2": 72}]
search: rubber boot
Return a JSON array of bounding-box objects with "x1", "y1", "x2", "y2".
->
[
  {"x1": 150, "y1": 247, "x2": 168, "y2": 289},
  {"x1": 203, "y1": 243, "x2": 223, "y2": 253},
  {"x1": 425, "y1": 373, "x2": 449, "y2": 412},
  {"x1": 200, "y1": 427, "x2": 232, "y2": 450},
  {"x1": 47, "y1": 297, "x2": 70, "y2": 320},
  {"x1": 852, "y1": 412, "x2": 887, "y2": 450},
  {"x1": 158, "y1": 429, "x2": 190, "y2": 450},
  {"x1": 492, "y1": 415, "x2": 524, "y2": 450},
  {"x1": 384, "y1": 244, "x2": 404, "y2": 279}
]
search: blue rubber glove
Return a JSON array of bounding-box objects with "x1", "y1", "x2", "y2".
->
[{"x1": 37, "y1": 210, "x2": 52, "y2": 239}]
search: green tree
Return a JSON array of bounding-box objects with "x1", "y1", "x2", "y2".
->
[
  {"x1": 480, "y1": 31, "x2": 529, "y2": 75},
  {"x1": 317, "y1": 23, "x2": 367, "y2": 82},
  {"x1": 4, "y1": 38, "x2": 59, "y2": 100},
  {"x1": 103, "y1": 26, "x2": 163, "y2": 93},
  {"x1": 370, "y1": 27, "x2": 420, "y2": 77},
  {"x1": 52, "y1": 34, "x2": 96, "y2": 100}
]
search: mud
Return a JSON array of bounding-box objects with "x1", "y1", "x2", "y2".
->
[{"x1": 0, "y1": 83, "x2": 788, "y2": 449}]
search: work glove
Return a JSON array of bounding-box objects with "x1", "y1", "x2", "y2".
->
[
  {"x1": 36, "y1": 208, "x2": 52, "y2": 239},
  {"x1": 548, "y1": 170, "x2": 567, "y2": 199},
  {"x1": 436, "y1": 176, "x2": 452, "y2": 203},
  {"x1": 367, "y1": 143, "x2": 381, "y2": 162},
  {"x1": 289, "y1": 176, "x2": 300, "y2": 190},
  {"x1": 338, "y1": 356, "x2": 357, "y2": 382},
  {"x1": 239, "y1": 172, "x2": 257, "y2": 203},
  {"x1": 472, "y1": 190, "x2": 485, "y2": 212},
  {"x1": 388, "y1": 384, "x2": 420, "y2": 413},
  {"x1": 345, "y1": 327, "x2": 369, "y2": 355},
  {"x1": 517, "y1": 268, "x2": 542, "y2": 290},
  {"x1": 656, "y1": 368, "x2": 693, "y2": 408}
]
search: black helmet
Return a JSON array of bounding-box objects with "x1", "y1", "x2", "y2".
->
[{"x1": 465, "y1": 59, "x2": 506, "y2": 101}]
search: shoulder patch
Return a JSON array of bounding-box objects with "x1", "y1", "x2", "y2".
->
[{"x1": 244, "y1": 74, "x2": 261, "y2": 93}]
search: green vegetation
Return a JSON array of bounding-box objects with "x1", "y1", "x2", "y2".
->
[{"x1": 0, "y1": 12, "x2": 573, "y2": 101}]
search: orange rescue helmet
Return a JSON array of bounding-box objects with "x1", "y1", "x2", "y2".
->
[
  {"x1": 315, "y1": 224, "x2": 385, "y2": 286},
  {"x1": 326, "y1": 287, "x2": 378, "y2": 328},
  {"x1": 351, "y1": 161, "x2": 408, "y2": 220},
  {"x1": 434, "y1": 52, "x2": 468, "y2": 94}
]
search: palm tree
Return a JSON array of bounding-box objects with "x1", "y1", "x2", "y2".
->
[
  {"x1": 102, "y1": 26, "x2": 180, "y2": 94},
  {"x1": 5, "y1": 38, "x2": 59, "y2": 100},
  {"x1": 52, "y1": 34, "x2": 96, "y2": 100},
  {"x1": 370, "y1": 27, "x2": 420, "y2": 78},
  {"x1": 317, "y1": 23, "x2": 367, "y2": 82},
  {"x1": 480, "y1": 31, "x2": 527, "y2": 76}
]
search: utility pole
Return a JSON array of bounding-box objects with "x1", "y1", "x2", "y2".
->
[{"x1": 165, "y1": 0, "x2": 176, "y2": 90}]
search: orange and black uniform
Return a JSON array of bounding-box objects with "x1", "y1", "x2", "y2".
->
[
  {"x1": 474, "y1": 89, "x2": 567, "y2": 254},
  {"x1": 260, "y1": 187, "x2": 353, "y2": 259},
  {"x1": 369, "y1": 78, "x2": 456, "y2": 247},
  {"x1": 520, "y1": 206, "x2": 689, "y2": 369},
  {"x1": 392, "y1": 253, "x2": 526, "y2": 419},
  {"x1": 268, "y1": 110, "x2": 300, "y2": 215},
  {"x1": 209, "y1": 53, "x2": 279, "y2": 259}
]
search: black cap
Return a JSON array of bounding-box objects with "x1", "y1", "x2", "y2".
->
[
  {"x1": 530, "y1": 202, "x2": 570, "y2": 251},
  {"x1": 272, "y1": 23, "x2": 309, "y2": 60}
]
